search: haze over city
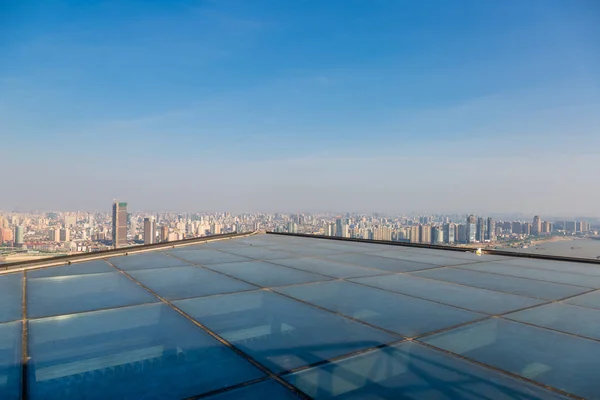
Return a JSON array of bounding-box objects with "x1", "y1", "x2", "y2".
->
[{"x1": 1, "y1": 0, "x2": 599, "y2": 215}]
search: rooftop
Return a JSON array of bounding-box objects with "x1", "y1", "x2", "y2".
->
[{"x1": 1, "y1": 232, "x2": 600, "y2": 399}]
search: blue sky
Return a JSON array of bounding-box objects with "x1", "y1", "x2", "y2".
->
[{"x1": 1, "y1": 0, "x2": 599, "y2": 215}]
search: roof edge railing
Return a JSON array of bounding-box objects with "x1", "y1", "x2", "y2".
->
[
  {"x1": 266, "y1": 231, "x2": 600, "y2": 265},
  {"x1": 0, "y1": 231, "x2": 257, "y2": 272}
]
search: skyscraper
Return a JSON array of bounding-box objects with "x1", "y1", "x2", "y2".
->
[
  {"x1": 533, "y1": 215, "x2": 541, "y2": 236},
  {"x1": 476, "y1": 217, "x2": 485, "y2": 242},
  {"x1": 466, "y1": 215, "x2": 477, "y2": 243},
  {"x1": 112, "y1": 201, "x2": 128, "y2": 248},
  {"x1": 14, "y1": 226, "x2": 24, "y2": 247},
  {"x1": 486, "y1": 217, "x2": 494, "y2": 241},
  {"x1": 419, "y1": 225, "x2": 432, "y2": 244},
  {"x1": 443, "y1": 223, "x2": 455, "y2": 244},
  {"x1": 144, "y1": 217, "x2": 156, "y2": 244},
  {"x1": 60, "y1": 228, "x2": 70, "y2": 242},
  {"x1": 160, "y1": 225, "x2": 169, "y2": 242},
  {"x1": 409, "y1": 226, "x2": 420, "y2": 243}
]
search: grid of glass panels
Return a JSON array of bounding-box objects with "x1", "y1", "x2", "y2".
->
[{"x1": 2, "y1": 233, "x2": 598, "y2": 399}]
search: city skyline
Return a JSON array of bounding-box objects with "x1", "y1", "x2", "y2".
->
[{"x1": 1, "y1": 1, "x2": 599, "y2": 214}]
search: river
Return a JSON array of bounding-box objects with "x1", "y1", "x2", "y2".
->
[{"x1": 499, "y1": 238, "x2": 600, "y2": 260}]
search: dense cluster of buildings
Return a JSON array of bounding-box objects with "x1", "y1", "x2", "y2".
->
[{"x1": 0, "y1": 202, "x2": 597, "y2": 261}]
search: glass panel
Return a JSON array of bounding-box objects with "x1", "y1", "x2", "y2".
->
[
  {"x1": 410, "y1": 268, "x2": 588, "y2": 300},
  {"x1": 0, "y1": 273, "x2": 22, "y2": 323},
  {"x1": 221, "y1": 247, "x2": 297, "y2": 260},
  {"x1": 205, "y1": 261, "x2": 331, "y2": 287},
  {"x1": 175, "y1": 290, "x2": 397, "y2": 373},
  {"x1": 205, "y1": 379, "x2": 301, "y2": 400},
  {"x1": 312, "y1": 241, "x2": 380, "y2": 253},
  {"x1": 507, "y1": 303, "x2": 600, "y2": 341},
  {"x1": 276, "y1": 281, "x2": 483, "y2": 337},
  {"x1": 324, "y1": 253, "x2": 437, "y2": 273},
  {"x1": 496, "y1": 258, "x2": 600, "y2": 277},
  {"x1": 107, "y1": 252, "x2": 191, "y2": 271},
  {"x1": 28, "y1": 303, "x2": 264, "y2": 399},
  {"x1": 128, "y1": 266, "x2": 256, "y2": 300},
  {"x1": 285, "y1": 341, "x2": 567, "y2": 400},
  {"x1": 565, "y1": 290, "x2": 600, "y2": 309},
  {"x1": 402, "y1": 247, "x2": 509, "y2": 262},
  {"x1": 266, "y1": 246, "x2": 349, "y2": 257},
  {"x1": 268, "y1": 258, "x2": 390, "y2": 279},
  {"x1": 423, "y1": 318, "x2": 600, "y2": 399},
  {"x1": 166, "y1": 249, "x2": 251, "y2": 265},
  {"x1": 351, "y1": 274, "x2": 544, "y2": 314},
  {"x1": 0, "y1": 321, "x2": 22, "y2": 400},
  {"x1": 27, "y1": 272, "x2": 158, "y2": 318},
  {"x1": 376, "y1": 251, "x2": 480, "y2": 266},
  {"x1": 458, "y1": 262, "x2": 600, "y2": 288},
  {"x1": 28, "y1": 260, "x2": 114, "y2": 279}
]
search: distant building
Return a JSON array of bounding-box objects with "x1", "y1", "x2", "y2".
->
[
  {"x1": 565, "y1": 221, "x2": 576, "y2": 232},
  {"x1": 419, "y1": 225, "x2": 432, "y2": 244},
  {"x1": 466, "y1": 215, "x2": 477, "y2": 243},
  {"x1": 325, "y1": 224, "x2": 335, "y2": 237},
  {"x1": 455, "y1": 224, "x2": 467, "y2": 243},
  {"x1": 532, "y1": 215, "x2": 541, "y2": 236},
  {"x1": 476, "y1": 217, "x2": 485, "y2": 242},
  {"x1": 522, "y1": 223, "x2": 531, "y2": 235},
  {"x1": 0, "y1": 227, "x2": 13, "y2": 244},
  {"x1": 409, "y1": 226, "x2": 420, "y2": 243},
  {"x1": 160, "y1": 225, "x2": 169, "y2": 242},
  {"x1": 112, "y1": 201, "x2": 128, "y2": 248},
  {"x1": 60, "y1": 228, "x2": 70, "y2": 242},
  {"x1": 373, "y1": 226, "x2": 392, "y2": 241},
  {"x1": 14, "y1": 226, "x2": 24, "y2": 247},
  {"x1": 50, "y1": 228, "x2": 61, "y2": 242},
  {"x1": 144, "y1": 217, "x2": 156, "y2": 244},
  {"x1": 486, "y1": 218, "x2": 494, "y2": 241},
  {"x1": 287, "y1": 221, "x2": 298, "y2": 234},
  {"x1": 443, "y1": 223, "x2": 455, "y2": 244},
  {"x1": 512, "y1": 221, "x2": 522, "y2": 235},
  {"x1": 432, "y1": 227, "x2": 444, "y2": 244}
]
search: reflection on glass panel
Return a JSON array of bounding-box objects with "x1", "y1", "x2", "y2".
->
[
  {"x1": 107, "y1": 252, "x2": 190, "y2": 271},
  {"x1": 175, "y1": 291, "x2": 397, "y2": 373},
  {"x1": 376, "y1": 251, "x2": 480, "y2": 266},
  {"x1": 507, "y1": 303, "x2": 600, "y2": 340},
  {"x1": 411, "y1": 268, "x2": 588, "y2": 300},
  {"x1": 285, "y1": 342, "x2": 567, "y2": 399},
  {"x1": 0, "y1": 321, "x2": 22, "y2": 400},
  {"x1": 166, "y1": 249, "x2": 251, "y2": 265},
  {"x1": 352, "y1": 274, "x2": 544, "y2": 314},
  {"x1": 276, "y1": 281, "x2": 483, "y2": 337},
  {"x1": 423, "y1": 319, "x2": 600, "y2": 399},
  {"x1": 268, "y1": 257, "x2": 389, "y2": 279},
  {"x1": 324, "y1": 253, "x2": 436, "y2": 273},
  {"x1": 28, "y1": 304, "x2": 264, "y2": 399},
  {"x1": 264, "y1": 245, "x2": 347, "y2": 257},
  {"x1": 128, "y1": 266, "x2": 256, "y2": 300},
  {"x1": 27, "y1": 260, "x2": 114, "y2": 279},
  {"x1": 565, "y1": 290, "x2": 600, "y2": 309},
  {"x1": 458, "y1": 262, "x2": 600, "y2": 288},
  {"x1": 206, "y1": 379, "x2": 301, "y2": 400},
  {"x1": 28, "y1": 272, "x2": 158, "y2": 318},
  {"x1": 205, "y1": 261, "x2": 331, "y2": 287},
  {"x1": 0, "y1": 273, "x2": 22, "y2": 323},
  {"x1": 220, "y1": 246, "x2": 297, "y2": 260},
  {"x1": 495, "y1": 259, "x2": 600, "y2": 277}
]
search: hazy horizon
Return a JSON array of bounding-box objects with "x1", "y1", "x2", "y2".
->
[{"x1": 1, "y1": 0, "x2": 599, "y2": 215}]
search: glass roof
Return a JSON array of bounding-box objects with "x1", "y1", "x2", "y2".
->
[{"x1": 1, "y1": 233, "x2": 599, "y2": 399}]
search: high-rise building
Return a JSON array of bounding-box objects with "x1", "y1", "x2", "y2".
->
[
  {"x1": 0, "y1": 227, "x2": 13, "y2": 244},
  {"x1": 287, "y1": 221, "x2": 298, "y2": 234},
  {"x1": 532, "y1": 215, "x2": 541, "y2": 236},
  {"x1": 373, "y1": 226, "x2": 392, "y2": 241},
  {"x1": 542, "y1": 221, "x2": 551, "y2": 234},
  {"x1": 59, "y1": 228, "x2": 70, "y2": 242},
  {"x1": 49, "y1": 228, "x2": 60, "y2": 242},
  {"x1": 443, "y1": 223, "x2": 455, "y2": 244},
  {"x1": 486, "y1": 218, "x2": 494, "y2": 241},
  {"x1": 512, "y1": 221, "x2": 522, "y2": 235},
  {"x1": 466, "y1": 215, "x2": 477, "y2": 243},
  {"x1": 432, "y1": 227, "x2": 444, "y2": 244},
  {"x1": 409, "y1": 226, "x2": 420, "y2": 243},
  {"x1": 419, "y1": 225, "x2": 432, "y2": 244},
  {"x1": 144, "y1": 217, "x2": 156, "y2": 244},
  {"x1": 522, "y1": 223, "x2": 531, "y2": 235},
  {"x1": 565, "y1": 221, "x2": 576, "y2": 232},
  {"x1": 112, "y1": 201, "x2": 128, "y2": 248},
  {"x1": 325, "y1": 224, "x2": 335, "y2": 237},
  {"x1": 476, "y1": 217, "x2": 485, "y2": 242},
  {"x1": 14, "y1": 226, "x2": 24, "y2": 247},
  {"x1": 160, "y1": 225, "x2": 169, "y2": 242}
]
